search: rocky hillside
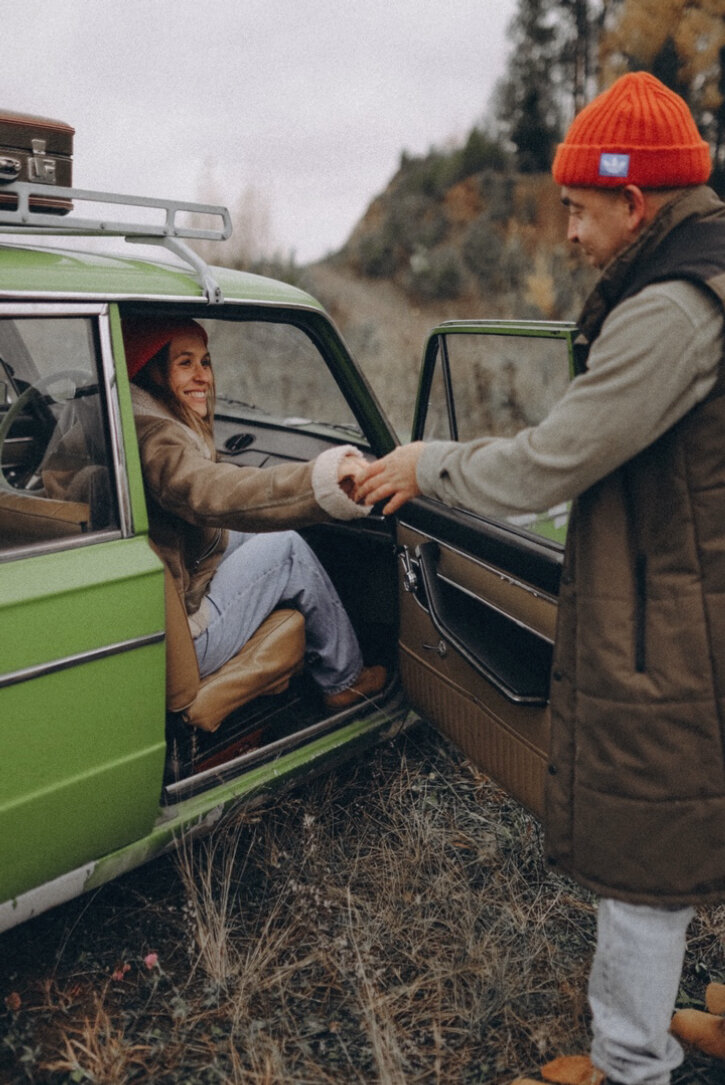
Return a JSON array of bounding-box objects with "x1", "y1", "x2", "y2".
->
[{"x1": 301, "y1": 166, "x2": 594, "y2": 437}]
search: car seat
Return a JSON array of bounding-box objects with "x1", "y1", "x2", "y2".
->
[{"x1": 160, "y1": 556, "x2": 305, "y2": 733}]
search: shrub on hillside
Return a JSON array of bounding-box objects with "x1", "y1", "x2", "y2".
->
[
  {"x1": 354, "y1": 193, "x2": 449, "y2": 280},
  {"x1": 463, "y1": 213, "x2": 529, "y2": 294},
  {"x1": 386, "y1": 193, "x2": 448, "y2": 252},
  {"x1": 461, "y1": 127, "x2": 510, "y2": 176},
  {"x1": 397, "y1": 150, "x2": 463, "y2": 200},
  {"x1": 479, "y1": 172, "x2": 516, "y2": 223},
  {"x1": 499, "y1": 235, "x2": 529, "y2": 292},
  {"x1": 462, "y1": 213, "x2": 504, "y2": 286},
  {"x1": 404, "y1": 246, "x2": 464, "y2": 301},
  {"x1": 551, "y1": 249, "x2": 597, "y2": 320},
  {"x1": 397, "y1": 128, "x2": 510, "y2": 201},
  {"x1": 355, "y1": 229, "x2": 399, "y2": 279}
]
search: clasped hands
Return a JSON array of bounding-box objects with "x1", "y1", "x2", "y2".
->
[{"x1": 337, "y1": 442, "x2": 425, "y2": 515}]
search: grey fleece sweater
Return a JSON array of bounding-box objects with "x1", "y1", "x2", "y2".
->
[{"x1": 416, "y1": 280, "x2": 723, "y2": 520}]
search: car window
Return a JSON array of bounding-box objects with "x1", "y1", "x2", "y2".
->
[
  {"x1": 0, "y1": 316, "x2": 119, "y2": 556},
  {"x1": 421, "y1": 330, "x2": 572, "y2": 544},
  {"x1": 203, "y1": 319, "x2": 360, "y2": 437}
]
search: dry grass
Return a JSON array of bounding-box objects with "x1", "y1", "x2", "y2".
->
[
  {"x1": 39, "y1": 990, "x2": 152, "y2": 1083},
  {"x1": 1, "y1": 724, "x2": 724, "y2": 1084}
]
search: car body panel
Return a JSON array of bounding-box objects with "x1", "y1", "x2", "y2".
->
[
  {"x1": 396, "y1": 514, "x2": 557, "y2": 820},
  {"x1": 0, "y1": 695, "x2": 412, "y2": 931},
  {"x1": 0, "y1": 240, "x2": 327, "y2": 309},
  {"x1": 0, "y1": 537, "x2": 167, "y2": 902}
]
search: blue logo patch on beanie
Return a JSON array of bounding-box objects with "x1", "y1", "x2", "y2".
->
[{"x1": 599, "y1": 152, "x2": 630, "y2": 178}]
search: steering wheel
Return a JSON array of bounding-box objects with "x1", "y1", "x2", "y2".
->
[{"x1": 0, "y1": 369, "x2": 94, "y2": 490}]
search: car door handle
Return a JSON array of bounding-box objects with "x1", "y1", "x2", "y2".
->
[{"x1": 422, "y1": 639, "x2": 448, "y2": 658}]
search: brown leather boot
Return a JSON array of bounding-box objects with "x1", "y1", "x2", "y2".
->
[
  {"x1": 670, "y1": 1006, "x2": 725, "y2": 1058},
  {"x1": 706, "y1": 982, "x2": 725, "y2": 1015},
  {"x1": 322, "y1": 665, "x2": 387, "y2": 710},
  {"x1": 511, "y1": 1054, "x2": 607, "y2": 1084}
]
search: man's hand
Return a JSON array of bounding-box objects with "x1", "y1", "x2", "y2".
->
[{"x1": 354, "y1": 442, "x2": 425, "y2": 515}]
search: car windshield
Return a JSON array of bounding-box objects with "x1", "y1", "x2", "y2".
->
[{"x1": 203, "y1": 318, "x2": 360, "y2": 436}]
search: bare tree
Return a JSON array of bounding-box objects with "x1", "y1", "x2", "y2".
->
[{"x1": 191, "y1": 159, "x2": 275, "y2": 269}]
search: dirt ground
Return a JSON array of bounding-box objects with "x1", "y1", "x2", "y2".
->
[{"x1": 1, "y1": 724, "x2": 724, "y2": 1084}]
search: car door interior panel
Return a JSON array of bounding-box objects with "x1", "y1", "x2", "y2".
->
[
  {"x1": 396, "y1": 517, "x2": 558, "y2": 820},
  {"x1": 415, "y1": 540, "x2": 553, "y2": 704},
  {"x1": 400, "y1": 497, "x2": 563, "y2": 597}
]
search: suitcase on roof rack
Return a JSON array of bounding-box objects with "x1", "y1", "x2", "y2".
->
[{"x1": 0, "y1": 109, "x2": 74, "y2": 214}]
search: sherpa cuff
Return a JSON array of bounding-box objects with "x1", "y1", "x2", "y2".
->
[{"x1": 312, "y1": 445, "x2": 371, "y2": 520}]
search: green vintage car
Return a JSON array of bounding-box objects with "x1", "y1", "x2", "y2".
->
[{"x1": 0, "y1": 169, "x2": 577, "y2": 932}]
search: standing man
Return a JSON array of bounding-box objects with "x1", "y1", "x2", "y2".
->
[{"x1": 356, "y1": 72, "x2": 725, "y2": 1085}]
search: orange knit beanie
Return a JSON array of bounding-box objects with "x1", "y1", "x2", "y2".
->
[{"x1": 552, "y1": 71, "x2": 711, "y2": 188}]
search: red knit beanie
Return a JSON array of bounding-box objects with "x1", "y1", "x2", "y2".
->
[
  {"x1": 552, "y1": 71, "x2": 711, "y2": 188},
  {"x1": 121, "y1": 315, "x2": 208, "y2": 380}
]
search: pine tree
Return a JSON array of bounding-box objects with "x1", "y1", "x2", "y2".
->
[{"x1": 495, "y1": 0, "x2": 565, "y2": 172}]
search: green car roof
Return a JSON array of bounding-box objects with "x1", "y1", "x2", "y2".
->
[{"x1": 0, "y1": 238, "x2": 324, "y2": 311}]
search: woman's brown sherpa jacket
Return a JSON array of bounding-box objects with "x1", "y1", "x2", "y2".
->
[{"x1": 130, "y1": 385, "x2": 366, "y2": 635}]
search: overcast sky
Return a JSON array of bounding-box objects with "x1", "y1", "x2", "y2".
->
[{"x1": 2, "y1": 1, "x2": 517, "y2": 263}]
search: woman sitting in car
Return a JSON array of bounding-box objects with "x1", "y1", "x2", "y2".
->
[{"x1": 122, "y1": 314, "x2": 386, "y2": 711}]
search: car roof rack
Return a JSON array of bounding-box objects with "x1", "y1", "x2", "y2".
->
[{"x1": 0, "y1": 181, "x2": 233, "y2": 304}]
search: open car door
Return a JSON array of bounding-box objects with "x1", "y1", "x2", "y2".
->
[{"x1": 396, "y1": 321, "x2": 578, "y2": 819}]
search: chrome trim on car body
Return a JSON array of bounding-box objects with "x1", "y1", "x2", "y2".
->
[
  {"x1": 434, "y1": 569, "x2": 555, "y2": 644},
  {"x1": 0, "y1": 527, "x2": 123, "y2": 563},
  {"x1": 0, "y1": 631, "x2": 164, "y2": 689},
  {"x1": 420, "y1": 530, "x2": 560, "y2": 604},
  {"x1": 0, "y1": 300, "x2": 108, "y2": 318},
  {"x1": 0, "y1": 288, "x2": 327, "y2": 315},
  {"x1": 96, "y1": 306, "x2": 134, "y2": 535}
]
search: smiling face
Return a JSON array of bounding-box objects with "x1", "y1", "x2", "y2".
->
[
  {"x1": 561, "y1": 185, "x2": 642, "y2": 269},
  {"x1": 165, "y1": 328, "x2": 213, "y2": 417}
]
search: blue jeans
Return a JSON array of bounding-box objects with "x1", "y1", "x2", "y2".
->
[
  {"x1": 589, "y1": 898, "x2": 695, "y2": 1085},
  {"x1": 193, "y1": 530, "x2": 363, "y2": 694}
]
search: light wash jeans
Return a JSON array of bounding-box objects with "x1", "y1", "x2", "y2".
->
[
  {"x1": 589, "y1": 898, "x2": 695, "y2": 1085},
  {"x1": 193, "y1": 530, "x2": 363, "y2": 694}
]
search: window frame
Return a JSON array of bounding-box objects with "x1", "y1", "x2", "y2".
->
[
  {"x1": 412, "y1": 320, "x2": 578, "y2": 443},
  {"x1": 409, "y1": 320, "x2": 579, "y2": 550},
  {"x1": 0, "y1": 302, "x2": 134, "y2": 561}
]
